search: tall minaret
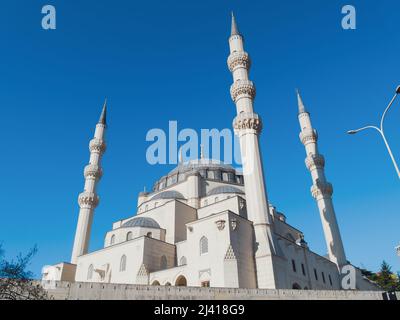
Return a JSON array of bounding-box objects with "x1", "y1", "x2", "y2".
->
[
  {"x1": 297, "y1": 91, "x2": 346, "y2": 268},
  {"x1": 71, "y1": 101, "x2": 107, "y2": 264},
  {"x1": 228, "y1": 13, "x2": 278, "y2": 288}
]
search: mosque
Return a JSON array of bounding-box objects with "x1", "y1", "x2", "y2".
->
[{"x1": 42, "y1": 14, "x2": 378, "y2": 291}]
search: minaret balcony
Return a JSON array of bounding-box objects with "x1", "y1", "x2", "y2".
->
[
  {"x1": 305, "y1": 154, "x2": 325, "y2": 171},
  {"x1": 84, "y1": 164, "x2": 103, "y2": 179},
  {"x1": 78, "y1": 191, "x2": 99, "y2": 209},
  {"x1": 233, "y1": 112, "x2": 262, "y2": 135},
  {"x1": 227, "y1": 51, "x2": 251, "y2": 72},
  {"x1": 311, "y1": 181, "x2": 333, "y2": 199},
  {"x1": 299, "y1": 129, "x2": 318, "y2": 145},
  {"x1": 230, "y1": 80, "x2": 256, "y2": 103},
  {"x1": 89, "y1": 138, "x2": 106, "y2": 153}
]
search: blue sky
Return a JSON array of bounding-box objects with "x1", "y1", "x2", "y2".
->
[{"x1": 0, "y1": 0, "x2": 399, "y2": 277}]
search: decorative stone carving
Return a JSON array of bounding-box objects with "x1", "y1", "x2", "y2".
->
[
  {"x1": 227, "y1": 51, "x2": 251, "y2": 72},
  {"x1": 215, "y1": 220, "x2": 226, "y2": 231},
  {"x1": 89, "y1": 138, "x2": 106, "y2": 153},
  {"x1": 299, "y1": 129, "x2": 318, "y2": 145},
  {"x1": 311, "y1": 180, "x2": 333, "y2": 199},
  {"x1": 137, "y1": 264, "x2": 148, "y2": 277},
  {"x1": 198, "y1": 268, "x2": 211, "y2": 278},
  {"x1": 230, "y1": 218, "x2": 238, "y2": 231},
  {"x1": 233, "y1": 112, "x2": 262, "y2": 135},
  {"x1": 84, "y1": 164, "x2": 103, "y2": 179},
  {"x1": 78, "y1": 191, "x2": 99, "y2": 209},
  {"x1": 230, "y1": 80, "x2": 256, "y2": 103},
  {"x1": 305, "y1": 154, "x2": 325, "y2": 171},
  {"x1": 224, "y1": 245, "x2": 237, "y2": 260}
]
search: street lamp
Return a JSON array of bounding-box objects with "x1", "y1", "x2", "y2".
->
[{"x1": 347, "y1": 86, "x2": 400, "y2": 179}]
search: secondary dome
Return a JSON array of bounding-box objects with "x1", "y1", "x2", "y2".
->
[
  {"x1": 150, "y1": 190, "x2": 185, "y2": 201},
  {"x1": 207, "y1": 185, "x2": 245, "y2": 196},
  {"x1": 122, "y1": 217, "x2": 160, "y2": 229}
]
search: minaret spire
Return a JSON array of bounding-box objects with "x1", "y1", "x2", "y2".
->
[
  {"x1": 296, "y1": 89, "x2": 307, "y2": 114},
  {"x1": 297, "y1": 93, "x2": 346, "y2": 268},
  {"x1": 231, "y1": 12, "x2": 240, "y2": 36},
  {"x1": 228, "y1": 13, "x2": 278, "y2": 289},
  {"x1": 71, "y1": 102, "x2": 107, "y2": 264},
  {"x1": 99, "y1": 98, "x2": 107, "y2": 125}
]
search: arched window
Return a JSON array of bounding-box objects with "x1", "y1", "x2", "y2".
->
[
  {"x1": 147, "y1": 232, "x2": 152, "y2": 238},
  {"x1": 110, "y1": 235, "x2": 115, "y2": 245},
  {"x1": 175, "y1": 275, "x2": 187, "y2": 287},
  {"x1": 200, "y1": 236, "x2": 208, "y2": 255},
  {"x1": 120, "y1": 255, "x2": 127, "y2": 272},
  {"x1": 87, "y1": 264, "x2": 93, "y2": 280},
  {"x1": 126, "y1": 232, "x2": 133, "y2": 241},
  {"x1": 179, "y1": 256, "x2": 187, "y2": 266},
  {"x1": 152, "y1": 280, "x2": 160, "y2": 286},
  {"x1": 160, "y1": 255, "x2": 167, "y2": 269}
]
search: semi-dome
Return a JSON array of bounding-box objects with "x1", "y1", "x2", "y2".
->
[
  {"x1": 150, "y1": 190, "x2": 185, "y2": 201},
  {"x1": 207, "y1": 185, "x2": 245, "y2": 196},
  {"x1": 122, "y1": 217, "x2": 160, "y2": 229}
]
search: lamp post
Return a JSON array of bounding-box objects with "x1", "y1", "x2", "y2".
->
[{"x1": 347, "y1": 86, "x2": 400, "y2": 179}]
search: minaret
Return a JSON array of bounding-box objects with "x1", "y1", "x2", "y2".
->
[
  {"x1": 297, "y1": 90, "x2": 347, "y2": 268},
  {"x1": 228, "y1": 13, "x2": 278, "y2": 288},
  {"x1": 71, "y1": 101, "x2": 107, "y2": 264}
]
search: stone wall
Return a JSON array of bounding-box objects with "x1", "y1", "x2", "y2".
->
[{"x1": 43, "y1": 281, "x2": 387, "y2": 300}]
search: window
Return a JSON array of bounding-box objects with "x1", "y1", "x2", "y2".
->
[
  {"x1": 301, "y1": 263, "x2": 306, "y2": 276},
  {"x1": 200, "y1": 236, "x2": 208, "y2": 255},
  {"x1": 291, "y1": 259, "x2": 297, "y2": 273},
  {"x1": 120, "y1": 255, "x2": 126, "y2": 272},
  {"x1": 87, "y1": 264, "x2": 93, "y2": 280},
  {"x1": 179, "y1": 256, "x2": 187, "y2": 266},
  {"x1": 201, "y1": 281, "x2": 210, "y2": 287},
  {"x1": 126, "y1": 232, "x2": 133, "y2": 241},
  {"x1": 314, "y1": 268, "x2": 318, "y2": 281},
  {"x1": 147, "y1": 232, "x2": 152, "y2": 238},
  {"x1": 160, "y1": 255, "x2": 167, "y2": 269},
  {"x1": 110, "y1": 235, "x2": 115, "y2": 245},
  {"x1": 207, "y1": 170, "x2": 215, "y2": 179},
  {"x1": 222, "y1": 172, "x2": 229, "y2": 181},
  {"x1": 322, "y1": 272, "x2": 326, "y2": 284},
  {"x1": 329, "y1": 274, "x2": 333, "y2": 286}
]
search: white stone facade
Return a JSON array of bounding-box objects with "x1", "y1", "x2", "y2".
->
[{"x1": 42, "y1": 14, "x2": 379, "y2": 293}]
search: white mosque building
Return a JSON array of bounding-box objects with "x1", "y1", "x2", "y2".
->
[{"x1": 42, "y1": 14, "x2": 378, "y2": 291}]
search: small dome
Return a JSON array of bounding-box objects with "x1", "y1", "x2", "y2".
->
[
  {"x1": 122, "y1": 217, "x2": 160, "y2": 229},
  {"x1": 151, "y1": 190, "x2": 185, "y2": 201},
  {"x1": 207, "y1": 185, "x2": 244, "y2": 196}
]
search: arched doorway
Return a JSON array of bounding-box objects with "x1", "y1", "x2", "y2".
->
[
  {"x1": 175, "y1": 275, "x2": 187, "y2": 287},
  {"x1": 165, "y1": 282, "x2": 171, "y2": 286},
  {"x1": 151, "y1": 280, "x2": 160, "y2": 286},
  {"x1": 292, "y1": 283, "x2": 301, "y2": 290}
]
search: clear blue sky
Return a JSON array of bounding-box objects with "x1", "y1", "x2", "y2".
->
[{"x1": 0, "y1": 0, "x2": 399, "y2": 277}]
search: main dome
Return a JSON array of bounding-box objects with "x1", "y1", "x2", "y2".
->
[
  {"x1": 121, "y1": 217, "x2": 160, "y2": 229},
  {"x1": 168, "y1": 158, "x2": 236, "y2": 175}
]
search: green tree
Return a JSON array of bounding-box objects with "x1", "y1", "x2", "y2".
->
[
  {"x1": 370, "y1": 261, "x2": 400, "y2": 291},
  {"x1": 0, "y1": 244, "x2": 48, "y2": 300}
]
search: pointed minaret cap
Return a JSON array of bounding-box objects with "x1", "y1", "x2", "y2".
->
[
  {"x1": 296, "y1": 89, "x2": 307, "y2": 114},
  {"x1": 231, "y1": 12, "x2": 240, "y2": 36},
  {"x1": 99, "y1": 98, "x2": 107, "y2": 125}
]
